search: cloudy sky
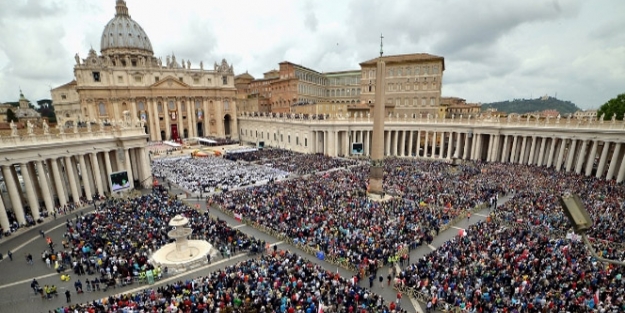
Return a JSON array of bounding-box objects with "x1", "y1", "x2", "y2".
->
[{"x1": 0, "y1": 0, "x2": 623, "y2": 109}]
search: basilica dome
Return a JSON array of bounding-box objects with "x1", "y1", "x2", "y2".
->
[{"x1": 100, "y1": 0, "x2": 153, "y2": 55}]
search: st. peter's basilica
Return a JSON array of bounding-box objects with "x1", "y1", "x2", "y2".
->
[{"x1": 51, "y1": 0, "x2": 238, "y2": 142}]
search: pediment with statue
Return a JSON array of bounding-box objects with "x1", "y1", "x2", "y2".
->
[
  {"x1": 214, "y1": 59, "x2": 234, "y2": 74},
  {"x1": 149, "y1": 76, "x2": 191, "y2": 89}
]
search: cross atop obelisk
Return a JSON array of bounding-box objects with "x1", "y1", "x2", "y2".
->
[{"x1": 380, "y1": 34, "x2": 384, "y2": 57}]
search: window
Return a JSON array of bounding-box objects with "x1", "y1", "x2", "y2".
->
[
  {"x1": 98, "y1": 102, "x2": 107, "y2": 115},
  {"x1": 179, "y1": 77, "x2": 183, "y2": 82},
  {"x1": 224, "y1": 100, "x2": 229, "y2": 111},
  {"x1": 195, "y1": 100, "x2": 201, "y2": 109},
  {"x1": 155, "y1": 76, "x2": 159, "y2": 82},
  {"x1": 207, "y1": 78, "x2": 212, "y2": 84},
  {"x1": 157, "y1": 102, "x2": 163, "y2": 112},
  {"x1": 134, "y1": 76, "x2": 142, "y2": 83},
  {"x1": 304, "y1": 138, "x2": 308, "y2": 147},
  {"x1": 168, "y1": 101, "x2": 175, "y2": 110},
  {"x1": 421, "y1": 98, "x2": 426, "y2": 106},
  {"x1": 414, "y1": 67, "x2": 419, "y2": 75},
  {"x1": 430, "y1": 97, "x2": 435, "y2": 106},
  {"x1": 413, "y1": 98, "x2": 418, "y2": 106},
  {"x1": 222, "y1": 76, "x2": 228, "y2": 85},
  {"x1": 138, "y1": 101, "x2": 145, "y2": 111},
  {"x1": 296, "y1": 137, "x2": 299, "y2": 145},
  {"x1": 395, "y1": 98, "x2": 400, "y2": 106},
  {"x1": 433, "y1": 65, "x2": 439, "y2": 74},
  {"x1": 117, "y1": 76, "x2": 123, "y2": 83},
  {"x1": 92, "y1": 72, "x2": 101, "y2": 82},
  {"x1": 181, "y1": 103, "x2": 186, "y2": 111},
  {"x1": 61, "y1": 94, "x2": 67, "y2": 100},
  {"x1": 288, "y1": 135, "x2": 291, "y2": 143},
  {"x1": 193, "y1": 78, "x2": 199, "y2": 84},
  {"x1": 404, "y1": 98, "x2": 409, "y2": 106}
]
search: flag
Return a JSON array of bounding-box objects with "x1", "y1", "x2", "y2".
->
[
  {"x1": 318, "y1": 300, "x2": 324, "y2": 313},
  {"x1": 594, "y1": 290, "x2": 600, "y2": 306},
  {"x1": 234, "y1": 213, "x2": 242, "y2": 222}
]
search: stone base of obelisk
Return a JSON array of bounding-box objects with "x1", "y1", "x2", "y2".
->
[{"x1": 368, "y1": 165, "x2": 391, "y2": 202}]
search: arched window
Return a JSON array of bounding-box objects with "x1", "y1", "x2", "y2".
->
[
  {"x1": 98, "y1": 102, "x2": 107, "y2": 115},
  {"x1": 168, "y1": 101, "x2": 175, "y2": 110},
  {"x1": 138, "y1": 101, "x2": 145, "y2": 111},
  {"x1": 195, "y1": 100, "x2": 201, "y2": 109},
  {"x1": 181, "y1": 102, "x2": 186, "y2": 111},
  {"x1": 157, "y1": 102, "x2": 163, "y2": 112}
]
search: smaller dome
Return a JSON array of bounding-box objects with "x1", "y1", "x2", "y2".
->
[{"x1": 100, "y1": 0, "x2": 153, "y2": 54}]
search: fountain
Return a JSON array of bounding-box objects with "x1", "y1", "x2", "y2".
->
[{"x1": 150, "y1": 215, "x2": 214, "y2": 272}]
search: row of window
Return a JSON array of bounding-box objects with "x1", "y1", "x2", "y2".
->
[
  {"x1": 241, "y1": 129, "x2": 308, "y2": 147},
  {"x1": 91, "y1": 71, "x2": 228, "y2": 85},
  {"x1": 95, "y1": 100, "x2": 229, "y2": 116},
  {"x1": 365, "y1": 65, "x2": 441, "y2": 79},
  {"x1": 388, "y1": 81, "x2": 438, "y2": 92},
  {"x1": 387, "y1": 97, "x2": 437, "y2": 107}
]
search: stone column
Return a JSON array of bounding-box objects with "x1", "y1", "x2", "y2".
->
[
  {"x1": 518, "y1": 136, "x2": 527, "y2": 164},
  {"x1": 486, "y1": 134, "x2": 494, "y2": 162},
  {"x1": 546, "y1": 137, "x2": 557, "y2": 168},
  {"x1": 462, "y1": 133, "x2": 469, "y2": 159},
  {"x1": 583, "y1": 140, "x2": 598, "y2": 176},
  {"x1": 565, "y1": 139, "x2": 578, "y2": 172},
  {"x1": 186, "y1": 99, "x2": 194, "y2": 138},
  {"x1": 536, "y1": 137, "x2": 547, "y2": 166},
  {"x1": 423, "y1": 131, "x2": 429, "y2": 158},
  {"x1": 606, "y1": 143, "x2": 622, "y2": 180},
  {"x1": 446, "y1": 132, "x2": 454, "y2": 159},
  {"x1": 123, "y1": 149, "x2": 135, "y2": 189},
  {"x1": 65, "y1": 156, "x2": 80, "y2": 204},
  {"x1": 500, "y1": 135, "x2": 509, "y2": 163},
  {"x1": 575, "y1": 140, "x2": 589, "y2": 174},
  {"x1": 103, "y1": 151, "x2": 113, "y2": 191},
  {"x1": 89, "y1": 153, "x2": 104, "y2": 197},
  {"x1": 0, "y1": 192, "x2": 10, "y2": 234},
  {"x1": 556, "y1": 139, "x2": 567, "y2": 171},
  {"x1": 1, "y1": 165, "x2": 25, "y2": 225},
  {"x1": 617, "y1": 152, "x2": 625, "y2": 183},
  {"x1": 35, "y1": 160, "x2": 54, "y2": 213},
  {"x1": 408, "y1": 131, "x2": 414, "y2": 157},
  {"x1": 455, "y1": 132, "x2": 462, "y2": 158},
  {"x1": 596, "y1": 142, "x2": 610, "y2": 179},
  {"x1": 431, "y1": 132, "x2": 437, "y2": 158},
  {"x1": 509, "y1": 136, "x2": 518, "y2": 163},
  {"x1": 528, "y1": 136, "x2": 537, "y2": 165},
  {"x1": 50, "y1": 159, "x2": 67, "y2": 208},
  {"x1": 140, "y1": 147, "x2": 152, "y2": 188},
  {"x1": 153, "y1": 100, "x2": 162, "y2": 141},
  {"x1": 416, "y1": 131, "x2": 422, "y2": 157},
  {"x1": 20, "y1": 162, "x2": 40, "y2": 220},
  {"x1": 27, "y1": 163, "x2": 44, "y2": 204},
  {"x1": 177, "y1": 99, "x2": 184, "y2": 138},
  {"x1": 78, "y1": 154, "x2": 93, "y2": 199},
  {"x1": 385, "y1": 131, "x2": 391, "y2": 156},
  {"x1": 399, "y1": 131, "x2": 405, "y2": 156},
  {"x1": 474, "y1": 134, "x2": 483, "y2": 160}
]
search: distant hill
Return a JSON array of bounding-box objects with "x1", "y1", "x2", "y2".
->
[{"x1": 481, "y1": 96, "x2": 581, "y2": 115}]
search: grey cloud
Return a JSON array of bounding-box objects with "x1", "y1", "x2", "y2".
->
[{"x1": 303, "y1": 1, "x2": 318, "y2": 32}]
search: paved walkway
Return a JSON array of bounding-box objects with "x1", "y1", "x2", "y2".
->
[{"x1": 0, "y1": 179, "x2": 511, "y2": 313}]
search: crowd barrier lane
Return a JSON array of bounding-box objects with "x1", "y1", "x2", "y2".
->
[{"x1": 394, "y1": 284, "x2": 451, "y2": 311}]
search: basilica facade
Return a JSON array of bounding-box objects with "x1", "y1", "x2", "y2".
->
[{"x1": 51, "y1": 0, "x2": 238, "y2": 142}]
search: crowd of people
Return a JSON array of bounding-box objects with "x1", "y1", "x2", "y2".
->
[
  {"x1": 55, "y1": 251, "x2": 406, "y2": 313},
  {"x1": 209, "y1": 159, "x2": 501, "y2": 272},
  {"x1": 397, "y1": 220, "x2": 625, "y2": 312},
  {"x1": 152, "y1": 156, "x2": 289, "y2": 194},
  {"x1": 488, "y1": 165, "x2": 625, "y2": 244},
  {"x1": 47, "y1": 190, "x2": 248, "y2": 288}
]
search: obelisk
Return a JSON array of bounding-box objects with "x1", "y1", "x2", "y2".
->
[{"x1": 369, "y1": 35, "x2": 386, "y2": 195}]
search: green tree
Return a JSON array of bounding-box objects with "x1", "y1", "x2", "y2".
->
[
  {"x1": 6, "y1": 108, "x2": 18, "y2": 122},
  {"x1": 597, "y1": 93, "x2": 625, "y2": 121}
]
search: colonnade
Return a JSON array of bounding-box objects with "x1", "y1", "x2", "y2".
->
[
  {"x1": 0, "y1": 147, "x2": 151, "y2": 232},
  {"x1": 321, "y1": 129, "x2": 625, "y2": 183}
]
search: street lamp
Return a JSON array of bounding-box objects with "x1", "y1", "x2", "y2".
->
[{"x1": 559, "y1": 194, "x2": 625, "y2": 266}]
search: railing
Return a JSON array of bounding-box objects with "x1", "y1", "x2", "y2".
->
[
  {"x1": 0, "y1": 126, "x2": 146, "y2": 147},
  {"x1": 238, "y1": 112, "x2": 625, "y2": 130}
]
